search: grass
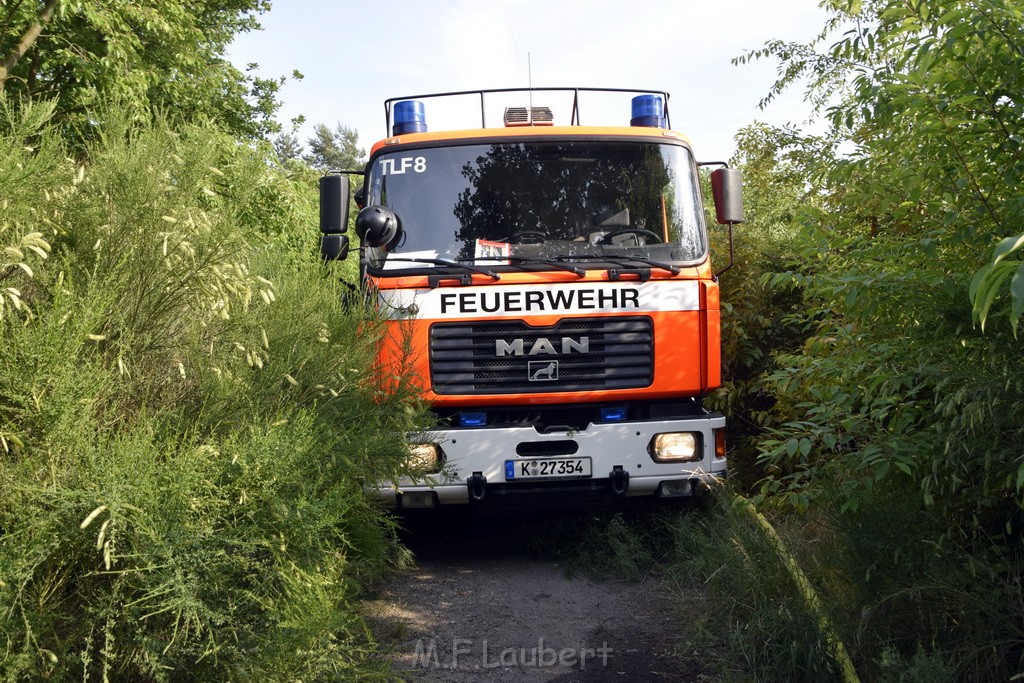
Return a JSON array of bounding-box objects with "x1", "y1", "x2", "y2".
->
[
  {"x1": 659, "y1": 484, "x2": 1023, "y2": 681},
  {"x1": 0, "y1": 101, "x2": 420, "y2": 681}
]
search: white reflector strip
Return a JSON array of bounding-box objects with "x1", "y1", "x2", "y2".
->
[{"x1": 378, "y1": 280, "x2": 700, "y2": 319}]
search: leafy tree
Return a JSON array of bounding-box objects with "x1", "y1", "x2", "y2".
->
[
  {"x1": 0, "y1": 0, "x2": 59, "y2": 91},
  {"x1": 707, "y1": 123, "x2": 832, "y2": 487},
  {"x1": 303, "y1": 122, "x2": 365, "y2": 170},
  {"x1": 739, "y1": 0, "x2": 1024, "y2": 534},
  {"x1": 697, "y1": 6, "x2": 1024, "y2": 677},
  {"x1": 0, "y1": 0, "x2": 285, "y2": 142}
]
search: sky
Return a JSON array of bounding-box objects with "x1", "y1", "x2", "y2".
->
[{"x1": 226, "y1": 0, "x2": 832, "y2": 163}]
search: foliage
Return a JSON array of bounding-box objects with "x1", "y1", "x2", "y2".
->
[
  {"x1": 0, "y1": 98, "x2": 59, "y2": 328},
  {"x1": 666, "y1": 488, "x2": 1019, "y2": 681},
  {"x1": 971, "y1": 230, "x2": 1024, "y2": 334},
  {"x1": 0, "y1": 100, "x2": 420, "y2": 681},
  {"x1": 0, "y1": 0, "x2": 287, "y2": 143},
  {"x1": 707, "y1": 123, "x2": 831, "y2": 488},
  {"x1": 692, "y1": 0, "x2": 1024, "y2": 678},
  {"x1": 665, "y1": 490, "x2": 840, "y2": 681},
  {"x1": 303, "y1": 122, "x2": 366, "y2": 171},
  {"x1": 734, "y1": 0, "x2": 1024, "y2": 535}
]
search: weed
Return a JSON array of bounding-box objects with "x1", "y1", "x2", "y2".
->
[
  {"x1": 0, "y1": 104, "x2": 418, "y2": 681},
  {"x1": 663, "y1": 484, "x2": 1024, "y2": 681}
]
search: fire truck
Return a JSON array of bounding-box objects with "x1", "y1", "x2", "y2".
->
[{"x1": 318, "y1": 87, "x2": 743, "y2": 509}]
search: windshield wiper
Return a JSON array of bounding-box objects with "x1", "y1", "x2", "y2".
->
[
  {"x1": 552, "y1": 254, "x2": 681, "y2": 276},
  {"x1": 376, "y1": 256, "x2": 501, "y2": 280},
  {"x1": 467, "y1": 256, "x2": 585, "y2": 277},
  {"x1": 603, "y1": 255, "x2": 681, "y2": 275}
]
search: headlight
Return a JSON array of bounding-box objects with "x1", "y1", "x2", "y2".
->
[
  {"x1": 649, "y1": 433, "x2": 699, "y2": 462},
  {"x1": 406, "y1": 443, "x2": 442, "y2": 473}
]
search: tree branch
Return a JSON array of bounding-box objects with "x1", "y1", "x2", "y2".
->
[{"x1": 0, "y1": 0, "x2": 59, "y2": 93}]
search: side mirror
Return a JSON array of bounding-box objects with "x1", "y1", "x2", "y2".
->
[
  {"x1": 320, "y1": 234, "x2": 350, "y2": 260},
  {"x1": 710, "y1": 168, "x2": 745, "y2": 225},
  {"x1": 320, "y1": 174, "x2": 350, "y2": 233},
  {"x1": 319, "y1": 175, "x2": 350, "y2": 260},
  {"x1": 356, "y1": 205, "x2": 399, "y2": 248}
]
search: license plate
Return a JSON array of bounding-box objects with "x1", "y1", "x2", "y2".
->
[{"x1": 504, "y1": 457, "x2": 592, "y2": 480}]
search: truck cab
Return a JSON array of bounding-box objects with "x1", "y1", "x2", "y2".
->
[{"x1": 319, "y1": 87, "x2": 743, "y2": 509}]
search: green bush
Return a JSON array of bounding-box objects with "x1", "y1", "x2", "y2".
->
[
  {"x1": 666, "y1": 487, "x2": 1021, "y2": 681},
  {"x1": 693, "y1": 3, "x2": 1024, "y2": 676},
  {"x1": 0, "y1": 100, "x2": 417, "y2": 681},
  {"x1": 706, "y1": 123, "x2": 828, "y2": 490}
]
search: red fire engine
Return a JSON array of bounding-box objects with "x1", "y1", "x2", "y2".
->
[{"x1": 319, "y1": 87, "x2": 743, "y2": 509}]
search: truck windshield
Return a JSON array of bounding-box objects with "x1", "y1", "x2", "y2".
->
[{"x1": 365, "y1": 140, "x2": 706, "y2": 271}]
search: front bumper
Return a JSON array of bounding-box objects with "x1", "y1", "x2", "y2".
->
[{"x1": 374, "y1": 413, "x2": 726, "y2": 508}]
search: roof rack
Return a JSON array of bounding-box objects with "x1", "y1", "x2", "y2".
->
[{"x1": 382, "y1": 87, "x2": 671, "y2": 136}]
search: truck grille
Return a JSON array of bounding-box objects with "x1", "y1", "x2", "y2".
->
[{"x1": 429, "y1": 317, "x2": 653, "y2": 395}]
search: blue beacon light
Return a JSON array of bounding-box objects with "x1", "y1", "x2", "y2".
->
[
  {"x1": 600, "y1": 407, "x2": 628, "y2": 423},
  {"x1": 393, "y1": 100, "x2": 427, "y2": 135},
  {"x1": 630, "y1": 94, "x2": 666, "y2": 128},
  {"x1": 459, "y1": 412, "x2": 487, "y2": 428}
]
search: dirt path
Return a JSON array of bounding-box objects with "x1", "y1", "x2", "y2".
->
[{"x1": 365, "y1": 510, "x2": 707, "y2": 682}]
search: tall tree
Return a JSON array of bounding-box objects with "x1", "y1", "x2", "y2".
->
[
  {"x1": 0, "y1": 0, "x2": 283, "y2": 142},
  {"x1": 273, "y1": 131, "x2": 303, "y2": 163},
  {"x1": 303, "y1": 123, "x2": 365, "y2": 171}
]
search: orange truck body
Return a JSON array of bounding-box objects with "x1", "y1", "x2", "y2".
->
[{"x1": 320, "y1": 88, "x2": 740, "y2": 509}]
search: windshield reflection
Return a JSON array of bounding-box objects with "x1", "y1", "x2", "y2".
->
[{"x1": 366, "y1": 140, "x2": 706, "y2": 271}]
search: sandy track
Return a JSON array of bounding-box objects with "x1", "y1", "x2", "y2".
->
[{"x1": 365, "y1": 510, "x2": 705, "y2": 682}]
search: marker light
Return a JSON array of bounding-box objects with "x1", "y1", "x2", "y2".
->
[
  {"x1": 715, "y1": 428, "x2": 727, "y2": 459},
  {"x1": 459, "y1": 412, "x2": 487, "y2": 428},
  {"x1": 600, "y1": 407, "x2": 628, "y2": 422},
  {"x1": 393, "y1": 100, "x2": 427, "y2": 135},
  {"x1": 631, "y1": 94, "x2": 666, "y2": 128}
]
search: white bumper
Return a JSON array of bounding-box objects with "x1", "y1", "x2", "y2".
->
[{"x1": 374, "y1": 414, "x2": 726, "y2": 507}]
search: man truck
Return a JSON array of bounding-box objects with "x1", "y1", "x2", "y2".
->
[{"x1": 318, "y1": 87, "x2": 743, "y2": 509}]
